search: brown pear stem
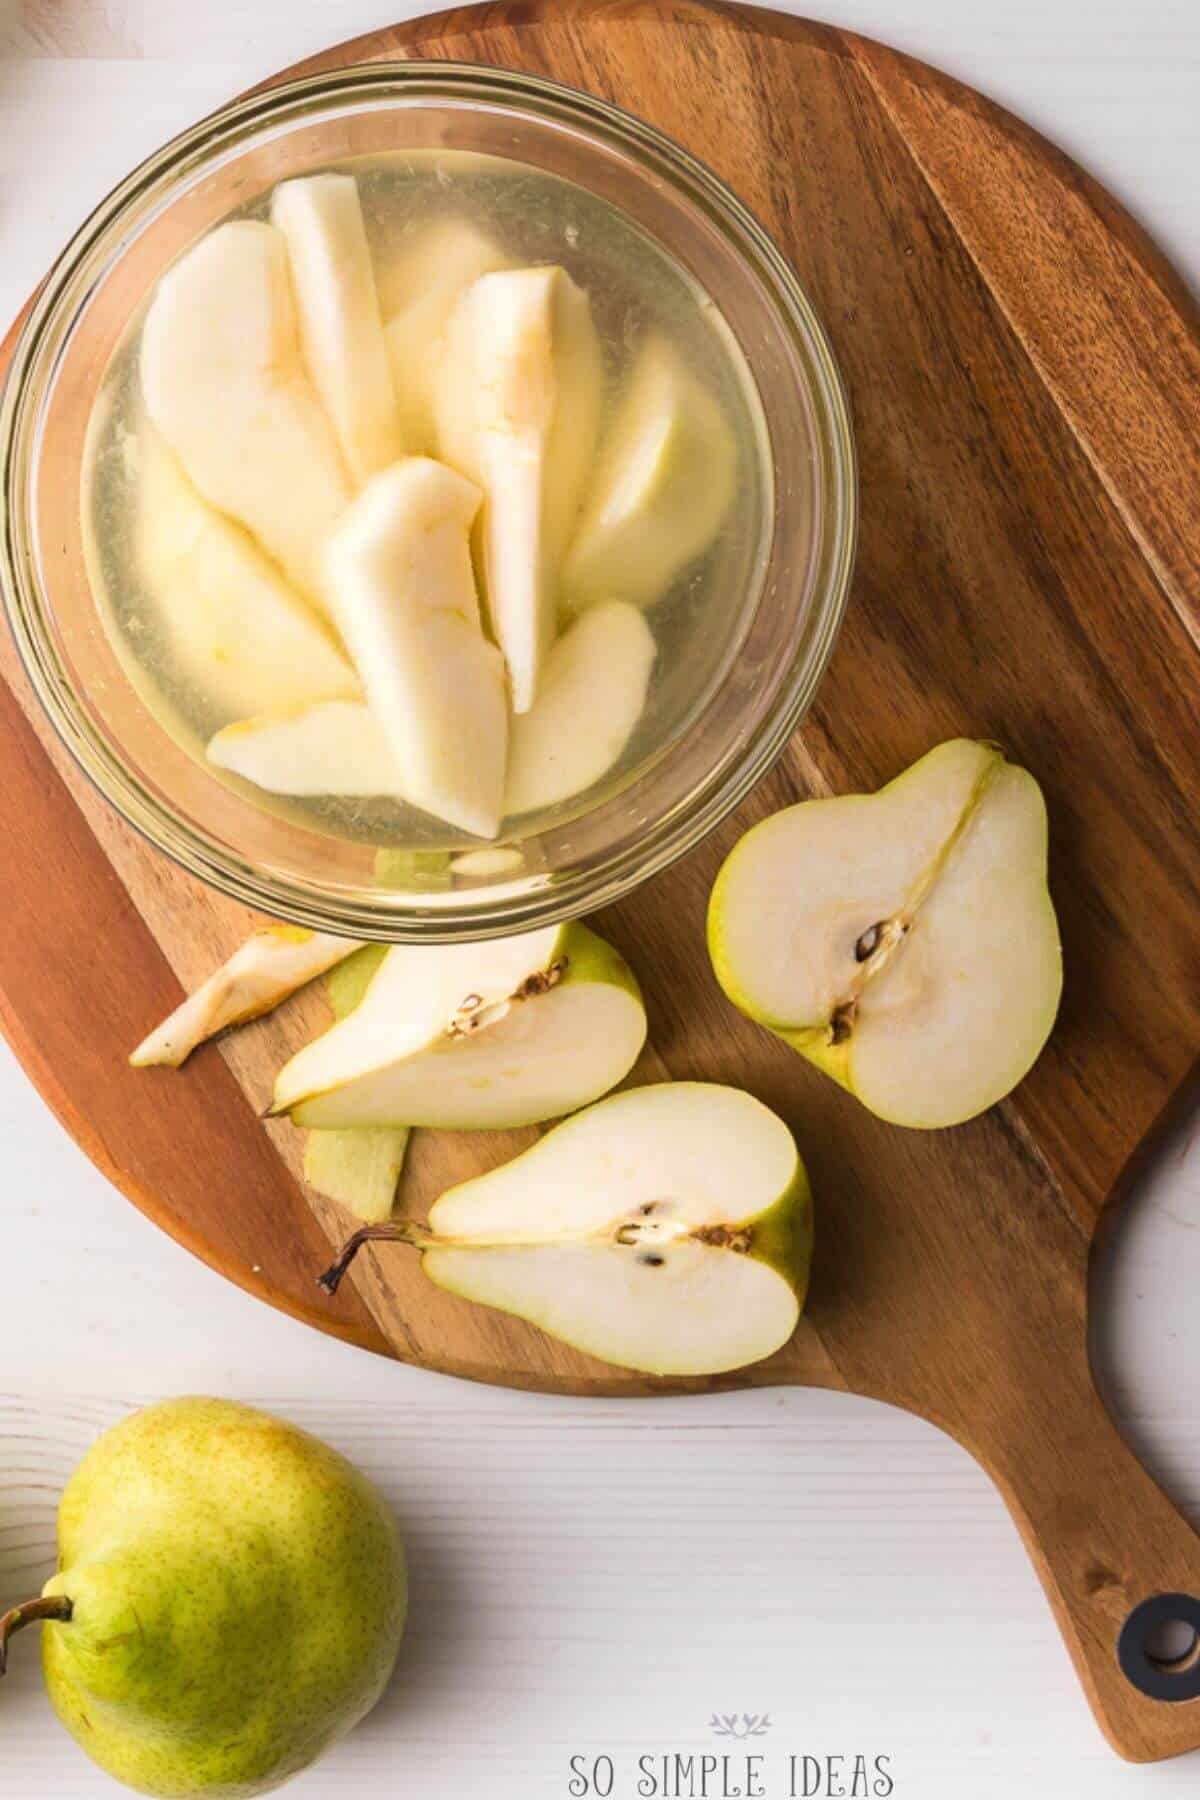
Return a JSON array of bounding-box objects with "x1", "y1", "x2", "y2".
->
[
  {"x1": 316, "y1": 1210, "x2": 698, "y2": 1296},
  {"x1": 0, "y1": 1596, "x2": 72, "y2": 1675},
  {"x1": 317, "y1": 1222, "x2": 426, "y2": 1294}
]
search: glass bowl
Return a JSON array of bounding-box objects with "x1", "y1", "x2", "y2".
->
[{"x1": 0, "y1": 62, "x2": 855, "y2": 942}]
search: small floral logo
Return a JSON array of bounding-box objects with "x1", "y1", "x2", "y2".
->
[{"x1": 709, "y1": 1713, "x2": 771, "y2": 1739}]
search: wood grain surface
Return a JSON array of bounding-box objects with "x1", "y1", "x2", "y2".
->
[{"x1": 1, "y1": 0, "x2": 1199, "y2": 1760}]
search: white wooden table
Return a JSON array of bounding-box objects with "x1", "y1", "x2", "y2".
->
[{"x1": 1, "y1": 3, "x2": 1198, "y2": 1794}]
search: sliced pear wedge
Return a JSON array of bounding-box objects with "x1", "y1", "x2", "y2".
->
[
  {"x1": 317, "y1": 1082, "x2": 811, "y2": 1377},
  {"x1": 380, "y1": 217, "x2": 511, "y2": 453},
  {"x1": 272, "y1": 174, "x2": 401, "y2": 485},
  {"x1": 323, "y1": 457, "x2": 507, "y2": 838},
  {"x1": 563, "y1": 334, "x2": 737, "y2": 615},
  {"x1": 271, "y1": 922, "x2": 645, "y2": 1130},
  {"x1": 140, "y1": 220, "x2": 351, "y2": 606},
  {"x1": 207, "y1": 702, "x2": 402, "y2": 798},
  {"x1": 130, "y1": 927, "x2": 362, "y2": 1069},
  {"x1": 504, "y1": 601, "x2": 656, "y2": 816},
  {"x1": 708, "y1": 739, "x2": 1062, "y2": 1128},
  {"x1": 304, "y1": 947, "x2": 410, "y2": 1223},
  {"x1": 436, "y1": 266, "x2": 604, "y2": 711},
  {"x1": 304, "y1": 1128, "x2": 410, "y2": 1224},
  {"x1": 136, "y1": 426, "x2": 358, "y2": 720}
]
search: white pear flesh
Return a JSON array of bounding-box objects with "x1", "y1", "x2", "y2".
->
[
  {"x1": 272, "y1": 174, "x2": 401, "y2": 485},
  {"x1": 436, "y1": 265, "x2": 604, "y2": 712},
  {"x1": 207, "y1": 702, "x2": 402, "y2": 798},
  {"x1": 136, "y1": 426, "x2": 358, "y2": 720},
  {"x1": 504, "y1": 601, "x2": 656, "y2": 816},
  {"x1": 304, "y1": 1126, "x2": 410, "y2": 1223},
  {"x1": 381, "y1": 218, "x2": 511, "y2": 453},
  {"x1": 140, "y1": 220, "x2": 351, "y2": 606},
  {"x1": 563, "y1": 334, "x2": 737, "y2": 614},
  {"x1": 130, "y1": 928, "x2": 362, "y2": 1069},
  {"x1": 304, "y1": 947, "x2": 410, "y2": 1223},
  {"x1": 708, "y1": 739, "x2": 1062, "y2": 1128},
  {"x1": 423, "y1": 1083, "x2": 810, "y2": 1376},
  {"x1": 323, "y1": 457, "x2": 507, "y2": 838},
  {"x1": 273, "y1": 922, "x2": 645, "y2": 1130}
]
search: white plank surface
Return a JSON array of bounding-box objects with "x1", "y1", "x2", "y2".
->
[{"x1": 1, "y1": 2, "x2": 1199, "y2": 1794}]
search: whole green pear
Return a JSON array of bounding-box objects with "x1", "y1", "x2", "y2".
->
[{"x1": 18, "y1": 1397, "x2": 406, "y2": 1797}]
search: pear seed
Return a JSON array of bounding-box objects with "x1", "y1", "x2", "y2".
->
[
  {"x1": 829, "y1": 1000, "x2": 857, "y2": 1045},
  {"x1": 854, "y1": 922, "x2": 884, "y2": 962}
]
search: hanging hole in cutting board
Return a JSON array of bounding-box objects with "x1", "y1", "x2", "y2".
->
[
  {"x1": 1118, "y1": 1595, "x2": 1200, "y2": 1700},
  {"x1": 1146, "y1": 1618, "x2": 1200, "y2": 1671}
]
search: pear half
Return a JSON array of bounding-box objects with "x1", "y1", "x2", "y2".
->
[
  {"x1": 319, "y1": 1083, "x2": 811, "y2": 1377},
  {"x1": 709, "y1": 739, "x2": 1062, "y2": 1128},
  {"x1": 323, "y1": 457, "x2": 508, "y2": 838},
  {"x1": 563, "y1": 334, "x2": 737, "y2": 615},
  {"x1": 140, "y1": 220, "x2": 351, "y2": 606},
  {"x1": 436, "y1": 265, "x2": 604, "y2": 711},
  {"x1": 272, "y1": 922, "x2": 646, "y2": 1130},
  {"x1": 272, "y1": 174, "x2": 401, "y2": 485}
]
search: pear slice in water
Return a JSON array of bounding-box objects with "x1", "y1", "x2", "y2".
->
[
  {"x1": 272, "y1": 922, "x2": 645, "y2": 1130},
  {"x1": 381, "y1": 217, "x2": 511, "y2": 453},
  {"x1": 708, "y1": 739, "x2": 1062, "y2": 1128},
  {"x1": 505, "y1": 601, "x2": 656, "y2": 816},
  {"x1": 136, "y1": 425, "x2": 359, "y2": 722},
  {"x1": 208, "y1": 701, "x2": 403, "y2": 798},
  {"x1": 563, "y1": 334, "x2": 737, "y2": 615},
  {"x1": 140, "y1": 220, "x2": 351, "y2": 607},
  {"x1": 436, "y1": 265, "x2": 604, "y2": 711},
  {"x1": 319, "y1": 1083, "x2": 812, "y2": 1377},
  {"x1": 323, "y1": 457, "x2": 508, "y2": 838},
  {"x1": 304, "y1": 948, "x2": 410, "y2": 1223},
  {"x1": 130, "y1": 927, "x2": 362, "y2": 1069},
  {"x1": 272, "y1": 174, "x2": 400, "y2": 485}
]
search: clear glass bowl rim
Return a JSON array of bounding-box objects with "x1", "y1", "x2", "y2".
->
[{"x1": 0, "y1": 59, "x2": 857, "y2": 941}]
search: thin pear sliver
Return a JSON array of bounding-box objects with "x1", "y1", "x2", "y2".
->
[{"x1": 130, "y1": 928, "x2": 363, "y2": 1069}]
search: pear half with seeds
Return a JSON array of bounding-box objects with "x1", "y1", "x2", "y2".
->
[
  {"x1": 272, "y1": 923, "x2": 646, "y2": 1130},
  {"x1": 708, "y1": 740, "x2": 1062, "y2": 1129},
  {"x1": 319, "y1": 1082, "x2": 811, "y2": 1377}
]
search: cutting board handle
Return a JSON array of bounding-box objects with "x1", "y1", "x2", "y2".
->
[{"x1": 976, "y1": 1349, "x2": 1200, "y2": 1760}]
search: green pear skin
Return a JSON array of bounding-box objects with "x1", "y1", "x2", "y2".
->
[{"x1": 39, "y1": 1398, "x2": 406, "y2": 1798}]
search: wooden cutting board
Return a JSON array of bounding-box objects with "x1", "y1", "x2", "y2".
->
[{"x1": 2, "y1": 0, "x2": 1199, "y2": 1761}]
